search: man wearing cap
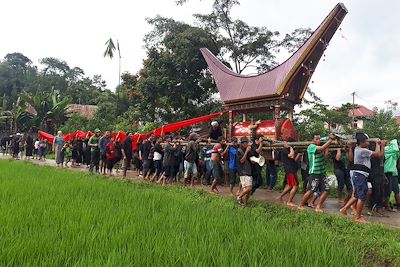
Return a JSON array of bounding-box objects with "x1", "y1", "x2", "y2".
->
[
  {"x1": 208, "y1": 121, "x2": 223, "y2": 142},
  {"x1": 236, "y1": 137, "x2": 253, "y2": 207},
  {"x1": 88, "y1": 129, "x2": 101, "y2": 173}
]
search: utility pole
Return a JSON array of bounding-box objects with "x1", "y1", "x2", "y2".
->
[{"x1": 351, "y1": 92, "x2": 355, "y2": 129}]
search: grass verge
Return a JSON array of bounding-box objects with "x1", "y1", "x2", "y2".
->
[{"x1": 0, "y1": 160, "x2": 399, "y2": 266}]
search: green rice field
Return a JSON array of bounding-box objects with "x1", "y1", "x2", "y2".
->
[{"x1": 1, "y1": 160, "x2": 399, "y2": 266}]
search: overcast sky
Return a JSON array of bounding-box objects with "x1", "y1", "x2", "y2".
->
[{"x1": 1, "y1": 0, "x2": 399, "y2": 110}]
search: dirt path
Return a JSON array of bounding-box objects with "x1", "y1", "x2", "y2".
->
[{"x1": 2, "y1": 155, "x2": 400, "y2": 228}]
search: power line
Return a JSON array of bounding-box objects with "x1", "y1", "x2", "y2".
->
[{"x1": 354, "y1": 93, "x2": 400, "y2": 104}]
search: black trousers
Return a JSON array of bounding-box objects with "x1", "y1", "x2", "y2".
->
[
  {"x1": 368, "y1": 174, "x2": 384, "y2": 210},
  {"x1": 90, "y1": 150, "x2": 100, "y2": 172}
]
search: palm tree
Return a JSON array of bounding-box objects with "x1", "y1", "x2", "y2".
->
[
  {"x1": 104, "y1": 38, "x2": 122, "y2": 86},
  {"x1": 104, "y1": 38, "x2": 116, "y2": 59}
]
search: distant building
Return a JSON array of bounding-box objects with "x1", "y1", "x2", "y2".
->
[
  {"x1": 328, "y1": 105, "x2": 375, "y2": 132},
  {"x1": 67, "y1": 104, "x2": 97, "y2": 119},
  {"x1": 347, "y1": 105, "x2": 375, "y2": 129}
]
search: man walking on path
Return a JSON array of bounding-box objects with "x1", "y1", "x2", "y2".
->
[
  {"x1": 89, "y1": 129, "x2": 101, "y2": 173},
  {"x1": 99, "y1": 130, "x2": 111, "y2": 175},
  {"x1": 236, "y1": 138, "x2": 253, "y2": 207},
  {"x1": 340, "y1": 133, "x2": 383, "y2": 223},
  {"x1": 121, "y1": 132, "x2": 133, "y2": 179},
  {"x1": 298, "y1": 133, "x2": 336, "y2": 212}
]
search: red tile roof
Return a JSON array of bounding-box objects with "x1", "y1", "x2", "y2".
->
[
  {"x1": 396, "y1": 116, "x2": 400, "y2": 125},
  {"x1": 348, "y1": 106, "x2": 375, "y2": 118}
]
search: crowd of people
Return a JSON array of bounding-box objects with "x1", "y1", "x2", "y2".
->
[
  {"x1": 1, "y1": 133, "x2": 48, "y2": 160},
  {"x1": 2, "y1": 122, "x2": 400, "y2": 223}
]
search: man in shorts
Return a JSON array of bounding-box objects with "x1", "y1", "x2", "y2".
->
[
  {"x1": 236, "y1": 137, "x2": 253, "y2": 207},
  {"x1": 276, "y1": 139, "x2": 300, "y2": 207},
  {"x1": 298, "y1": 133, "x2": 336, "y2": 212},
  {"x1": 340, "y1": 133, "x2": 383, "y2": 223},
  {"x1": 184, "y1": 133, "x2": 200, "y2": 186},
  {"x1": 210, "y1": 136, "x2": 226, "y2": 194}
]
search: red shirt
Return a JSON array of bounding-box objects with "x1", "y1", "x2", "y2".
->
[
  {"x1": 212, "y1": 144, "x2": 223, "y2": 154},
  {"x1": 106, "y1": 143, "x2": 117, "y2": 160}
]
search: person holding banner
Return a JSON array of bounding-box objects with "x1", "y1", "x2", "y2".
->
[{"x1": 298, "y1": 133, "x2": 336, "y2": 213}]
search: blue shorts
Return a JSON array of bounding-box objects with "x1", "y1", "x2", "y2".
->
[{"x1": 352, "y1": 172, "x2": 368, "y2": 201}]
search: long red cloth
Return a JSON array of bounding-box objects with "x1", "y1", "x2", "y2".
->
[
  {"x1": 37, "y1": 111, "x2": 227, "y2": 149},
  {"x1": 152, "y1": 111, "x2": 228, "y2": 136}
]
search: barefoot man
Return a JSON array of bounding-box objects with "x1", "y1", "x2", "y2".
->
[
  {"x1": 276, "y1": 138, "x2": 301, "y2": 207},
  {"x1": 298, "y1": 133, "x2": 336, "y2": 212},
  {"x1": 340, "y1": 133, "x2": 383, "y2": 223},
  {"x1": 236, "y1": 137, "x2": 253, "y2": 207},
  {"x1": 209, "y1": 136, "x2": 226, "y2": 194}
]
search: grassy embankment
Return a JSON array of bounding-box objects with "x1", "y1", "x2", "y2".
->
[{"x1": 0, "y1": 160, "x2": 399, "y2": 266}]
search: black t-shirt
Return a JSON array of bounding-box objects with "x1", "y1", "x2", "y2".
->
[
  {"x1": 122, "y1": 137, "x2": 133, "y2": 159},
  {"x1": 250, "y1": 142, "x2": 261, "y2": 174},
  {"x1": 209, "y1": 127, "x2": 223, "y2": 141},
  {"x1": 154, "y1": 143, "x2": 163, "y2": 154},
  {"x1": 141, "y1": 140, "x2": 152, "y2": 160},
  {"x1": 280, "y1": 149, "x2": 297, "y2": 174},
  {"x1": 163, "y1": 143, "x2": 175, "y2": 167},
  {"x1": 236, "y1": 147, "x2": 252, "y2": 176},
  {"x1": 370, "y1": 157, "x2": 384, "y2": 176},
  {"x1": 174, "y1": 146, "x2": 183, "y2": 166},
  {"x1": 330, "y1": 151, "x2": 346, "y2": 171},
  {"x1": 26, "y1": 136, "x2": 33, "y2": 146}
]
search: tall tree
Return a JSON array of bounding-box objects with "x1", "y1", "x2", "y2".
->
[
  {"x1": 139, "y1": 18, "x2": 221, "y2": 122},
  {"x1": 176, "y1": 0, "x2": 312, "y2": 73},
  {"x1": 363, "y1": 109, "x2": 400, "y2": 140}
]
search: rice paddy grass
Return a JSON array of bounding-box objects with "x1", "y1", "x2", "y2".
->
[{"x1": 0, "y1": 160, "x2": 399, "y2": 266}]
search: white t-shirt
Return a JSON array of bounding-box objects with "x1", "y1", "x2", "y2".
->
[
  {"x1": 34, "y1": 140, "x2": 40, "y2": 149},
  {"x1": 354, "y1": 146, "x2": 373, "y2": 177},
  {"x1": 153, "y1": 151, "x2": 162, "y2": 161}
]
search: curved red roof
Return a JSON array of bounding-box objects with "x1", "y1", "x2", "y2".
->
[{"x1": 201, "y1": 3, "x2": 348, "y2": 110}]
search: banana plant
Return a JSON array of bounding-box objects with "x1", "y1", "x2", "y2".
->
[{"x1": 19, "y1": 90, "x2": 71, "y2": 133}]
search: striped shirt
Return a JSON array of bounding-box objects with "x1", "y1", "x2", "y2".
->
[{"x1": 307, "y1": 144, "x2": 326, "y2": 175}]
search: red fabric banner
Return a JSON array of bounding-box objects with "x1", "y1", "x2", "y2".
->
[
  {"x1": 36, "y1": 111, "x2": 227, "y2": 150},
  {"x1": 152, "y1": 111, "x2": 227, "y2": 136},
  {"x1": 76, "y1": 130, "x2": 87, "y2": 139},
  {"x1": 86, "y1": 131, "x2": 94, "y2": 139},
  {"x1": 38, "y1": 131, "x2": 54, "y2": 143}
]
